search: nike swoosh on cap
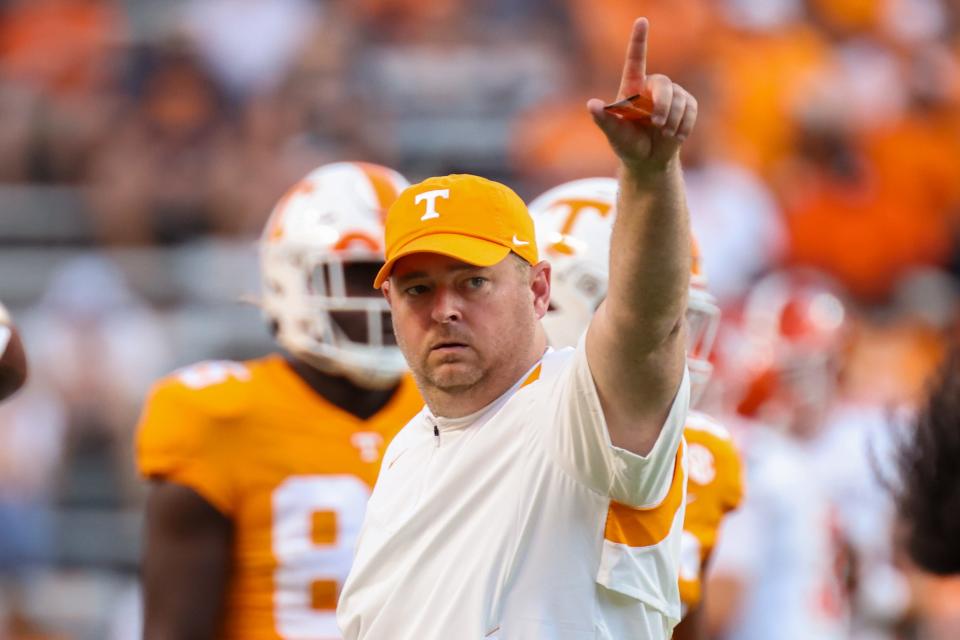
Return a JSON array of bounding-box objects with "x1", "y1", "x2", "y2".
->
[{"x1": 512, "y1": 234, "x2": 529, "y2": 246}]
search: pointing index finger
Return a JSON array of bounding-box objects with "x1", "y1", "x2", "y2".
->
[{"x1": 617, "y1": 18, "x2": 649, "y2": 100}]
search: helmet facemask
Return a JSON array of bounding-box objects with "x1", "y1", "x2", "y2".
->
[
  {"x1": 541, "y1": 260, "x2": 608, "y2": 350},
  {"x1": 263, "y1": 244, "x2": 406, "y2": 390},
  {"x1": 686, "y1": 284, "x2": 720, "y2": 409}
]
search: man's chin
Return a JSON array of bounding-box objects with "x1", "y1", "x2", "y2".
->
[{"x1": 424, "y1": 361, "x2": 484, "y2": 393}]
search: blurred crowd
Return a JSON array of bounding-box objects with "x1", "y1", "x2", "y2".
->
[{"x1": 2, "y1": 0, "x2": 960, "y2": 638}]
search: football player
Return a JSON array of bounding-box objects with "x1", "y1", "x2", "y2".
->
[
  {"x1": 527, "y1": 177, "x2": 744, "y2": 640},
  {"x1": 706, "y1": 270, "x2": 852, "y2": 640},
  {"x1": 136, "y1": 162, "x2": 424, "y2": 639}
]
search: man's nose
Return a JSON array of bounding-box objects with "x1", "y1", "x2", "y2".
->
[{"x1": 430, "y1": 287, "x2": 463, "y2": 324}]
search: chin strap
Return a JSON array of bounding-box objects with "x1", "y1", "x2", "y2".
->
[{"x1": 292, "y1": 348, "x2": 404, "y2": 391}]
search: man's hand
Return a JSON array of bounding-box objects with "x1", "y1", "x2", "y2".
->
[{"x1": 587, "y1": 18, "x2": 697, "y2": 174}]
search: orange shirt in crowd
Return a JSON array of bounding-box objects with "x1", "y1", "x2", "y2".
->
[
  {"x1": 709, "y1": 25, "x2": 831, "y2": 177},
  {"x1": 784, "y1": 111, "x2": 960, "y2": 300},
  {"x1": 509, "y1": 97, "x2": 619, "y2": 195},
  {"x1": 565, "y1": 0, "x2": 714, "y2": 79},
  {"x1": 0, "y1": 0, "x2": 125, "y2": 96}
]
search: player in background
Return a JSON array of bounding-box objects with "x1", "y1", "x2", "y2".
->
[
  {"x1": 706, "y1": 270, "x2": 854, "y2": 640},
  {"x1": 136, "y1": 162, "x2": 423, "y2": 640},
  {"x1": 737, "y1": 270, "x2": 911, "y2": 639},
  {"x1": 527, "y1": 177, "x2": 744, "y2": 640}
]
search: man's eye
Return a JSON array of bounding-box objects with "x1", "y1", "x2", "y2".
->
[
  {"x1": 405, "y1": 285, "x2": 429, "y2": 297},
  {"x1": 467, "y1": 277, "x2": 487, "y2": 289}
]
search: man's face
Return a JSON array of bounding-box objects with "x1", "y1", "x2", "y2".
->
[{"x1": 384, "y1": 253, "x2": 545, "y2": 395}]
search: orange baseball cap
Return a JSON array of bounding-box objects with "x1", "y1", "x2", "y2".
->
[{"x1": 373, "y1": 174, "x2": 539, "y2": 288}]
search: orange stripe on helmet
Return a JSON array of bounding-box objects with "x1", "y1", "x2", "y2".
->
[
  {"x1": 691, "y1": 237, "x2": 704, "y2": 278},
  {"x1": 604, "y1": 440, "x2": 686, "y2": 547},
  {"x1": 355, "y1": 162, "x2": 401, "y2": 222},
  {"x1": 333, "y1": 231, "x2": 382, "y2": 253},
  {"x1": 266, "y1": 180, "x2": 315, "y2": 241}
]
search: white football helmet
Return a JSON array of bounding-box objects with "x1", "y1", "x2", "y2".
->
[
  {"x1": 732, "y1": 268, "x2": 848, "y2": 433},
  {"x1": 260, "y1": 161, "x2": 410, "y2": 389},
  {"x1": 528, "y1": 177, "x2": 720, "y2": 408}
]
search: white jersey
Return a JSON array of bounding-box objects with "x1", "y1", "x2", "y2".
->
[
  {"x1": 710, "y1": 420, "x2": 847, "y2": 640},
  {"x1": 338, "y1": 341, "x2": 690, "y2": 639},
  {"x1": 807, "y1": 403, "x2": 908, "y2": 637}
]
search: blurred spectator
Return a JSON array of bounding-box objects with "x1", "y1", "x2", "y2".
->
[
  {"x1": 204, "y1": 2, "x2": 382, "y2": 236},
  {"x1": 0, "y1": 83, "x2": 37, "y2": 181},
  {"x1": 350, "y1": 0, "x2": 462, "y2": 40},
  {"x1": 565, "y1": 0, "x2": 715, "y2": 79},
  {"x1": 0, "y1": 0, "x2": 127, "y2": 183},
  {"x1": 721, "y1": 0, "x2": 805, "y2": 31},
  {"x1": 0, "y1": 386, "x2": 67, "y2": 639},
  {"x1": 206, "y1": 92, "x2": 339, "y2": 238},
  {"x1": 0, "y1": 0, "x2": 125, "y2": 98},
  {"x1": 509, "y1": 93, "x2": 620, "y2": 197},
  {"x1": 87, "y1": 44, "x2": 229, "y2": 244},
  {"x1": 880, "y1": 0, "x2": 951, "y2": 46},
  {"x1": 844, "y1": 317, "x2": 947, "y2": 406},
  {"x1": 780, "y1": 101, "x2": 960, "y2": 300},
  {"x1": 178, "y1": 0, "x2": 321, "y2": 100},
  {"x1": 682, "y1": 72, "x2": 787, "y2": 306},
  {"x1": 707, "y1": 18, "x2": 832, "y2": 177},
  {"x1": 807, "y1": 0, "x2": 883, "y2": 38},
  {"x1": 22, "y1": 256, "x2": 172, "y2": 507}
]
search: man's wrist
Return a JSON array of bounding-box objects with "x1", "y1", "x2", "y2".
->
[{"x1": 619, "y1": 153, "x2": 682, "y2": 189}]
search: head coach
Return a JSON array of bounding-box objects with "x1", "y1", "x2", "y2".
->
[{"x1": 338, "y1": 18, "x2": 698, "y2": 640}]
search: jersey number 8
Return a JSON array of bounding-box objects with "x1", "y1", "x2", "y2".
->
[{"x1": 273, "y1": 475, "x2": 371, "y2": 638}]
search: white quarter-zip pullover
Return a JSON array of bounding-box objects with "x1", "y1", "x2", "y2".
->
[{"x1": 338, "y1": 341, "x2": 690, "y2": 639}]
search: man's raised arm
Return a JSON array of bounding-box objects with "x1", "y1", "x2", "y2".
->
[{"x1": 585, "y1": 18, "x2": 696, "y2": 456}]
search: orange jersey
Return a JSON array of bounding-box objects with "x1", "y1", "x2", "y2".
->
[
  {"x1": 135, "y1": 355, "x2": 423, "y2": 639},
  {"x1": 678, "y1": 410, "x2": 745, "y2": 612}
]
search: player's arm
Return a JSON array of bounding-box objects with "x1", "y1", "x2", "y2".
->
[
  {"x1": 704, "y1": 573, "x2": 745, "y2": 638},
  {"x1": 585, "y1": 18, "x2": 695, "y2": 456},
  {"x1": 673, "y1": 601, "x2": 706, "y2": 640},
  {"x1": 142, "y1": 480, "x2": 233, "y2": 640},
  {"x1": 674, "y1": 550, "x2": 717, "y2": 640},
  {"x1": 703, "y1": 497, "x2": 757, "y2": 639}
]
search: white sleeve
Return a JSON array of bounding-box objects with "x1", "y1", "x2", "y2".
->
[{"x1": 546, "y1": 337, "x2": 690, "y2": 507}]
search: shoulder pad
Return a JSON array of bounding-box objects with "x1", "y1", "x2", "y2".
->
[
  {"x1": 685, "y1": 410, "x2": 734, "y2": 441},
  {"x1": 154, "y1": 360, "x2": 257, "y2": 421}
]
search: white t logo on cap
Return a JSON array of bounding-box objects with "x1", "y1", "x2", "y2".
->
[{"x1": 415, "y1": 189, "x2": 449, "y2": 221}]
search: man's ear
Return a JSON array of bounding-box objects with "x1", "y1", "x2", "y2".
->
[
  {"x1": 531, "y1": 261, "x2": 551, "y2": 320},
  {"x1": 382, "y1": 281, "x2": 392, "y2": 305}
]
